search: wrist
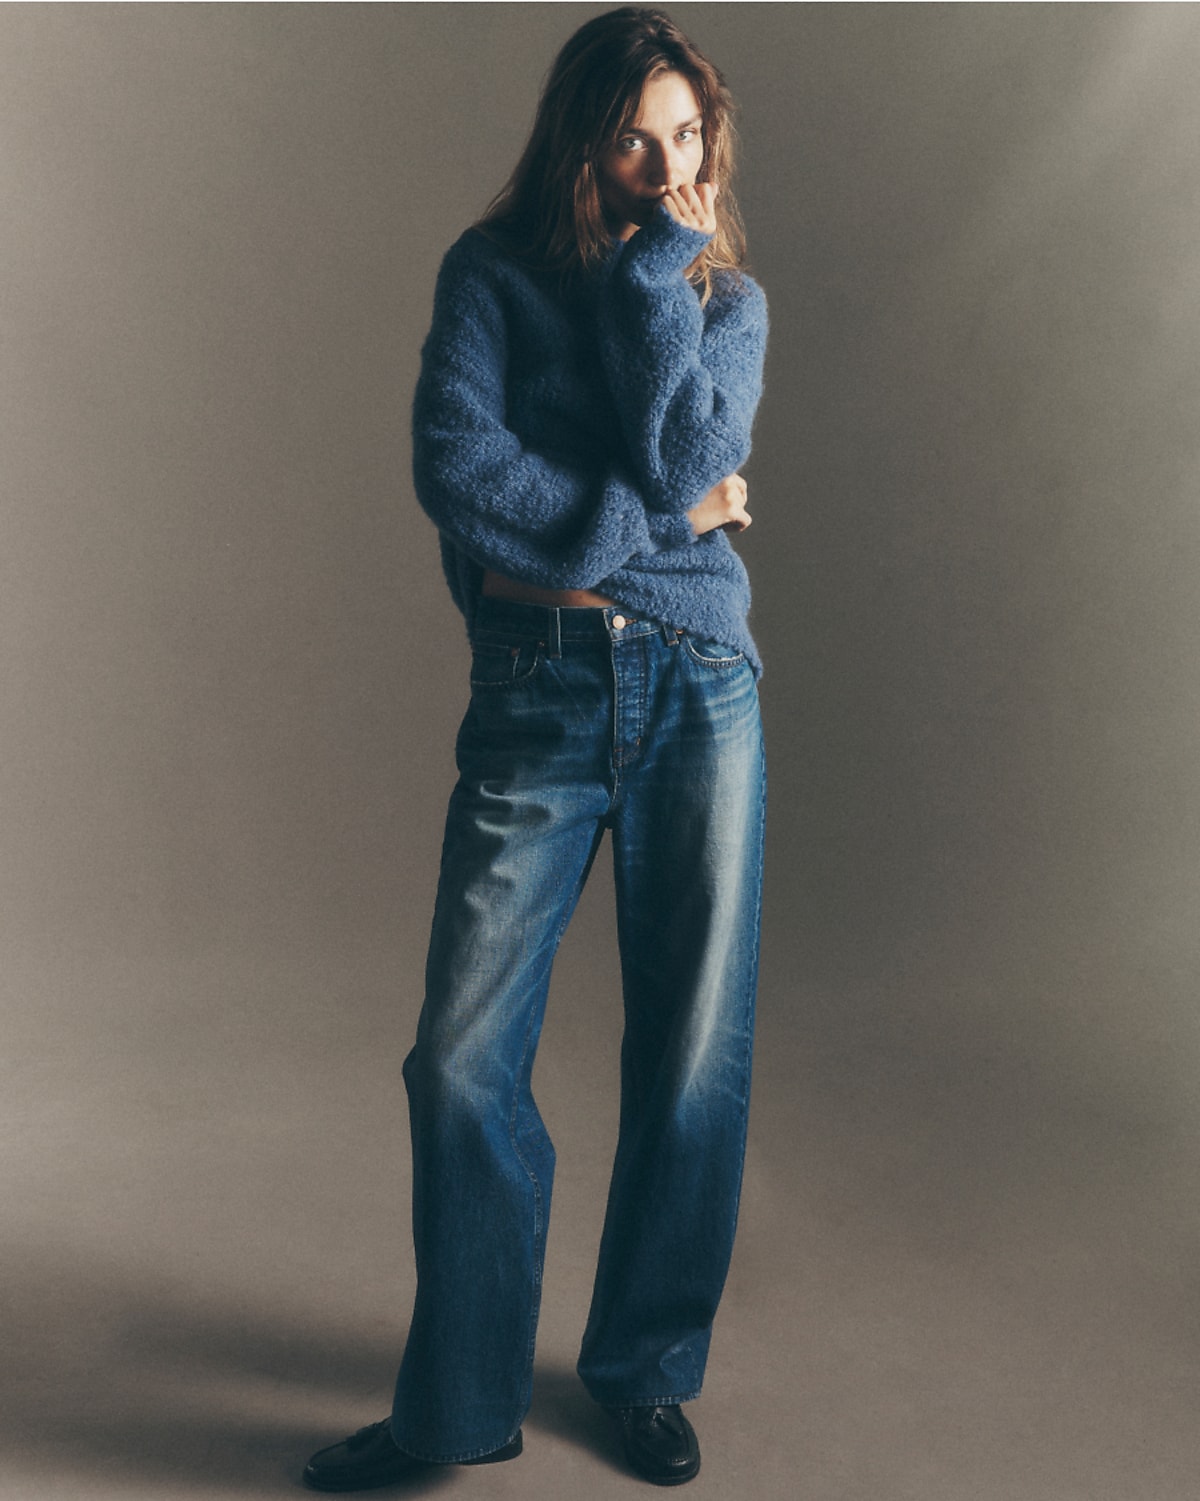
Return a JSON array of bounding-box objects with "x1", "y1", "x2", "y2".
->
[{"x1": 621, "y1": 205, "x2": 712, "y2": 281}]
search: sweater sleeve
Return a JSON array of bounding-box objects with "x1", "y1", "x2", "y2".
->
[
  {"x1": 597, "y1": 206, "x2": 768, "y2": 514},
  {"x1": 412, "y1": 236, "x2": 694, "y2": 591}
]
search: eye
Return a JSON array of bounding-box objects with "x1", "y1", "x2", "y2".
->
[
  {"x1": 616, "y1": 135, "x2": 645, "y2": 153},
  {"x1": 677, "y1": 127, "x2": 699, "y2": 142}
]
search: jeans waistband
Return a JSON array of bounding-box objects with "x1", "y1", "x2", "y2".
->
[{"x1": 472, "y1": 597, "x2": 677, "y2": 656}]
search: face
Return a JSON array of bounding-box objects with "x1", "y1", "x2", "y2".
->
[{"x1": 596, "y1": 71, "x2": 706, "y2": 240}]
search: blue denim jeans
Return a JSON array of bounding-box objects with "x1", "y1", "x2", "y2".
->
[{"x1": 390, "y1": 599, "x2": 765, "y2": 1462}]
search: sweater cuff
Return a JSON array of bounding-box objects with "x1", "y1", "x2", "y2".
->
[
  {"x1": 620, "y1": 204, "x2": 712, "y2": 281},
  {"x1": 647, "y1": 510, "x2": 699, "y2": 552}
]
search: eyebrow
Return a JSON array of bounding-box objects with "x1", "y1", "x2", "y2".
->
[{"x1": 624, "y1": 115, "x2": 703, "y2": 137}]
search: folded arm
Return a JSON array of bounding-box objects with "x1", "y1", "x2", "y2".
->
[
  {"x1": 597, "y1": 207, "x2": 768, "y2": 514},
  {"x1": 412, "y1": 236, "x2": 695, "y2": 591}
]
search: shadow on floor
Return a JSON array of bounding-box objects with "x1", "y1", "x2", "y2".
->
[
  {"x1": 0, "y1": 1246, "x2": 391, "y2": 1493},
  {"x1": 525, "y1": 1363, "x2": 625, "y2": 1477},
  {"x1": 0, "y1": 1247, "x2": 625, "y2": 1494}
]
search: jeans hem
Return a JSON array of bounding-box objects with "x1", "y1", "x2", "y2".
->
[
  {"x1": 591, "y1": 1389, "x2": 702, "y2": 1409},
  {"x1": 390, "y1": 1426, "x2": 522, "y2": 1466}
]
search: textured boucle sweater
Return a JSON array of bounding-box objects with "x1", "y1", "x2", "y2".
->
[{"x1": 412, "y1": 206, "x2": 769, "y2": 673}]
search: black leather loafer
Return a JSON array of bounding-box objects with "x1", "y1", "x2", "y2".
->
[
  {"x1": 302, "y1": 1419, "x2": 522, "y2": 1492},
  {"x1": 608, "y1": 1405, "x2": 700, "y2": 1486}
]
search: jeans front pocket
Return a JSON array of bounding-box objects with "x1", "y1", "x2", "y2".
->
[
  {"x1": 469, "y1": 637, "x2": 541, "y2": 689},
  {"x1": 681, "y1": 633, "x2": 746, "y2": 670}
]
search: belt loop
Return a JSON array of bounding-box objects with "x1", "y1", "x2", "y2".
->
[
  {"x1": 547, "y1": 606, "x2": 562, "y2": 659},
  {"x1": 660, "y1": 621, "x2": 680, "y2": 647}
]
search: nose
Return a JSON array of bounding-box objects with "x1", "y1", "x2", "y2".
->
[{"x1": 648, "y1": 139, "x2": 692, "y2": 189}]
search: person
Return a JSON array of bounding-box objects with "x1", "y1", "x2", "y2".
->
[{"x1": 303, "y1": 6, "x2": 768, "y2": 1490}]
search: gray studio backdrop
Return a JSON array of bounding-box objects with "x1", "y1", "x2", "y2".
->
[{"x1": 4, "y1": 5, "x2": 1200, "y2": 1499}]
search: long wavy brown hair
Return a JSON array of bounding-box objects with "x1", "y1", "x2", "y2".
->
[{"x1": 477, "y1": 6, "x2": 747, "y2": 302}]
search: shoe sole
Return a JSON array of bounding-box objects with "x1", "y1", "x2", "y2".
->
[
  {"x1": 632, "y1": 1456, "x2": 701, "y2": 1487},
  {"x1": 302, "y1": 1430, "x2": 522, "y2": 1492}
]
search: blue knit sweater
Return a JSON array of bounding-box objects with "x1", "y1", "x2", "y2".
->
[{"x1": 412, "y1": 206, "x2": 769, "y2": 673}]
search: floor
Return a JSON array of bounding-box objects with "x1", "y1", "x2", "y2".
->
[{"x1": 4, "y1": 883, "x2": 1199, "y2": 1501}]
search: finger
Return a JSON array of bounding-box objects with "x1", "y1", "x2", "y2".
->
[
  {"x1": 687, "y1": 185, "x2": 712, "y2": 228},
  {"x1": 694, "y1": 183, "x2": 718, "y2": 229},
  {"x1": 664, "y1": 186, "x2": 698, "y2": 226}
]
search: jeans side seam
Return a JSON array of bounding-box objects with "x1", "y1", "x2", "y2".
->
[{"x1": 726, "y1": 738, "x2": 766, "y2": 1242}]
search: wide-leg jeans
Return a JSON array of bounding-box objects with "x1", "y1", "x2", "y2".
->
[{"x1": 390, "y1": 599, "x2": 766, "y2": 1462}]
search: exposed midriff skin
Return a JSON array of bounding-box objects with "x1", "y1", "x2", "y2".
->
[{"x1": 481, "y1": 569, "x2": 619, "y2": 608}]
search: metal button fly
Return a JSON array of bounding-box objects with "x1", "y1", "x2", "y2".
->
[{"x1": 612, "y1": 614, "x2": 627, "y2": 631}]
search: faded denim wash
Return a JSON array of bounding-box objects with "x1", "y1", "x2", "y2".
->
[{"x1": 390, "y1": 599, "x2": 766, "y2": 1462}]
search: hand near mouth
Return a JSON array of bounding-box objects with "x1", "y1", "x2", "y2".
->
[{"x1": 659, "y1": 181, "x2": 718, "y2": 236}]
